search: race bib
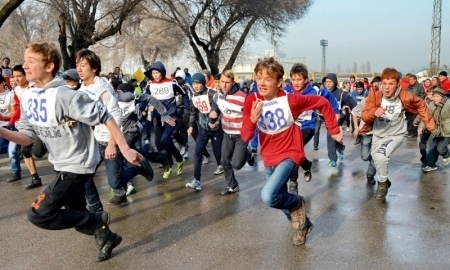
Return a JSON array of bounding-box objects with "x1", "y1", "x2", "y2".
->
[
  {"x1": 0, "y1": 91, "x2": 14, "y2": 116},
  {"x1": 21, "y1": 88, "x2": 58, "y2": 127},
  {"x1": 297, "y1": 110, "x2": 313, "y2": 121},
  {"x1": 380, "y1": 97, "x2": 403, "y2": 121},
  {"x1": 257, "y1": 95, "x2": 295, "y2": 135},
  {"x1": 192, "y1": 94, "x2": 211, "y2": 114},
  {"x1": 214, "y1": 92, "x2": 243, "y2": 118},
  {"x1": 150, "y1": 81, "x2": 175, "y2": 100},
  {"x1": 118, "y1": 99, "x2": 136, "y2": 118}
]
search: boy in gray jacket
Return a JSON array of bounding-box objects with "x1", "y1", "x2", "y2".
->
[{"x1": 0, "y1": 42, "x2": 143, "y2": 262}]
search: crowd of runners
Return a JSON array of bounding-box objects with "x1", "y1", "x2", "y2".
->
[{"x1": 0, "y1": 42, "x2": 449, "y2": 261}]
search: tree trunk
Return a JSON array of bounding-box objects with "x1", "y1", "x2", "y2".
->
[
  {"x1": 57, "y1": 14, "x2": 71, "y2": 70},
  {"x1": 223, "y1": 17, "x2": 258, "y2": 71},
  {"x1": 0, "y1": 0, "x2": 24, "y2": 28}
]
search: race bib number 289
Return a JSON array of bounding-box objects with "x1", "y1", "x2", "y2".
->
[{"x1": 26, "y1": 98, "x2": 47, "y2": 123}]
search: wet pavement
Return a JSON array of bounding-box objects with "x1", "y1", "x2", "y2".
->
[{"x1": 0, "y1": 132, "x2": 449, "y2": 269}]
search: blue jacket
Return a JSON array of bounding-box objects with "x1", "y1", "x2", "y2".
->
[
  {"x1": 350, "y1": 89, "x2": 368, "y2": 104},
  {"x1": 322, "y1": 73, "x2": 357, "y2": 110},
  {"x1": 286, "y1": 82, "x2": 340, "y2": 131}
]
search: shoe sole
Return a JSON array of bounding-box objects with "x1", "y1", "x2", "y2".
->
[
  {"x1": 140, "y1": 158, "x2": 154, "y2": 181},
  {"x1": 213, "y1": 171, "x2": 224, "y2": 175},
  {"x1": 25, "y1": 183, "x2": 43, "y2": 189},
  {"x1": 304, "y1": 171, "x2": 312, "y2": 182},
  {"x1": 186, "y1": 184, "x2": 202, "y2": 191}
]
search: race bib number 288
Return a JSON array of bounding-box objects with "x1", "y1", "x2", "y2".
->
[{"x1": 26, "y1": 98, "x2": 47, "y2": 123}]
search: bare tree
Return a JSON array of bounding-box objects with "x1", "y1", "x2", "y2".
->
[
  {"x1": 37, "y1": 0, "x2": 145, "y2": 69},
  {"x1": 337, "y1": 63, "x2": 341, "y2": 73},
  {"x1": 360, "y1": 63, "x2": 366, "y2": 73},
  {"x1": 366, "y1": 60, "x2": 371, "y2": 72},
  {"x1": 0, "y1": 0, "x2": 24, "y2": 28},
  {"x1": 147, "y1": 0, "x2": 313, "y2": 75}
]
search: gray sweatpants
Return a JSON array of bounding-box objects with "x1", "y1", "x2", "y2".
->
[{"x1": 371, "y1": 135, "x2": 404, "y2": 182}]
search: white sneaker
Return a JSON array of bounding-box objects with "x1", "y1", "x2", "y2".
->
[
  {"x1": 126, "y1": 184, "x2": 136, "y2": 195},
  {"x1": 442, "y1": 157, "x2": 450, "y2": 166},
  {"x1": 179, "y1": 146, "x2": 186, "y2": 156},
  {"x1": 202, "y1": 156, "x2": 210, "y2": 164},
  {"x1": 186, "y1": 179, "x2": 202, "y2": 191},
  {"x1": 214, "y1": 165, "x2": 224, "y2": 175}
]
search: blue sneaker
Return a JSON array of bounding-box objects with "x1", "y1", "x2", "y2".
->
[
  {"x1": 186, "y1": 179, "x2": 202, "y2": 191},
  {"x1": 328, "y1": 160, "x2": 337, "y2": 167},
  {"x1": 337, "y1": 146, "x2": 345, "y2": 161}
]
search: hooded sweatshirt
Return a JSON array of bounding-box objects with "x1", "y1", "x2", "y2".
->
[
  {"x1": 78, "y1": 76, "x2": 122, "y2": 143},
  {"x1": 286, "y1": 81, "x2": 340, "y2": 130},
  {"x1": 148, "y1": 61, "x2": 190, "y2": 117},
  {"x1": 322, "y1": 73, "x2": 357, "y2": 111},
  {"x1": 16, "y1": 78, "x2": 111, "y2": 174}
]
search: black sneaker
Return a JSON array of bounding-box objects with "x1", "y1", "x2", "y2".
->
[
  {"x1": 220, "y1": 186, "x2": 239, "y2": 195},
  {"x1": 25, "y1": 177, "x2": 42, "y2": 189},
  {"x1": 138, "y1": 157, "x2": 154, "y2": 181},
  {"x1": 96, "y1": 233, "x2": 122, "y2": 262},
  {"x1": 108, "y1": 195, "x2": 127, "y2": 206},
  {"x1": 246, "y1": 151, "x2": 255, "y2": 166},
  {"x1": 313, "y1": 146, "x2": 318, "y2": 151},
  {"x1": 367, "y1": 175, "x2": 375, "y2": 185},
  {"x1": 303, "y1": 160, "x2": 312, "y2": 182},
  {"x1": 7, "y1": 172, "x2": 21, "y2": 182},
  {"x1": 93, "y1": 212, "x2": 111, "y2": 250}
]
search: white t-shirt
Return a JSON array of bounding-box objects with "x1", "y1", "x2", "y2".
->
[{"x1": 0, "y1": 90, "x2": 15, "y2": 126}]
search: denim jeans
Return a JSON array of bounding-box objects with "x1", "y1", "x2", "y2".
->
[
  {"x1": 426, "y1": 136, "x2": 450, "y2": 167},
  {"x1": 327, "y1": 132, "x2": 345, "y2": 161},
  {"x1": 8, "y1": 139, "x2": 21, "y2": 173},
  {"x1": 360, "y1": 134, "x2": 376, "y2": 178},
  {"x1": 194, "y1": 127, "x2": 223, "y2": 181},
  {"x1": 250, "y1": 128, "x2": 259, "y2": 149},
  {"x1": 154, "y1": 117, "x2": 183, "y2": 166},
  {"x1": 221, "y1": 133, "x2": 248, "y2": 188},
  {"x1": 0, "y1": 137, "x2": 9, "y2": 154},
  {"x1": 313, "y1": 116, "x2": 322, "y2": 148},
  {"x1": 261, "y1": 158, "x2": 299, "y2": 219},
  {"x1": 98, "y1": 143, "x2": 139, "y2": 196}
]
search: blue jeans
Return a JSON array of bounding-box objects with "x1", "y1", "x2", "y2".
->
[
  {"x1": 98, "y1": 143, "x2": 139, "y2": 196},
  {"x1": 154, "y1": 117, "x2": 183, "y2": 166},
  {"x1": 360, "y1": 135, "x2": 376, "y2": 178},
  {"x1": 8, "y1": 138, "x2": 21, "y2": 174},
  {"x1": 0, "y1": 137, "x2": 9, "y2": 154},
  {"x1": 261, "y1": 158, "x2": 299, "y2": 219},
  {"x1": 250, "y1": 128, "x2": 258, "y2": 149},
  {"x1": 194, "y1": 127, "x2": 223, "y2": 181},
  {"x1": 426, "y1": 136, "x2": 450, "y2": 167}
]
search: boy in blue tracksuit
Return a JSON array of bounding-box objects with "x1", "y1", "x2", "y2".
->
[{"x1": 286, "y1": 64, "x2": 340, "y2": 194}]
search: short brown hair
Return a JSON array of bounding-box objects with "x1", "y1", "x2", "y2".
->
[
  {"x1": 26, "y1": 42, "x2": 61, "y2": 77},
  {"x1": 290, "y1": 63, "x2": 308, "y2": 79},
  {"x1": 76, "y1": 49, "x2": 101, "y2": 76},
  {"x1": 254, "y1": 57, "x2": 284, "y2": 80},
  {"x1": 381, "y1": 68, "x2": 400, "y2": 83}
]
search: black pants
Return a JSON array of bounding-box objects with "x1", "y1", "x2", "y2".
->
[
  {"x1": 221, "y1": 134, "x2": 248, "y2": 188},
  {"x1": 406, "y1": 113, "x2": 418, "y2": 136},
  {"x1": 29, "y1": 171, "x2": 100, "y2": 235},
  {"x1": 290, "y1": 128, "x2": 314, "y2": 181}
]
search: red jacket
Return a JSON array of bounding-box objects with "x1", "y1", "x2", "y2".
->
[
  {"x1": 241, "y1": 89, "x2": 340, "y2": 167},
  {"x1": 8, "y1": 92, "x2": 20, "y2": 126},
  {"x1": 441, "y1": 77, "x2": 450, "y2": 93}
]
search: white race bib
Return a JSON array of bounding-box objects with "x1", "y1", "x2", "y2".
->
[
  {"x1": 380, "y1": 97, "x2": 403, "y2": 121},
  {"x1": 21, "y1": 88, "x2": 58, "y2": 127},
  {"x1": 118, "y1": 99, "x2": 136, "y2": 118},
  {"x1": 257, "y1": 95, "x2": 295, "y2": 135},
  {"x1": 297, "y1": 110, "x2": 313, "y2": 121},
  {"x1": 192, "y1": 94, "x2": 211, "y2": 114},
  {"x1": 214, "y1": 92, "x2": 243, "y2": 118},
  {"x1": 150, "y1": 81, "x2": 175, "y2": 100},
  {"x1": 0, "y1": 90, "x2": 13, "y2": 116}
]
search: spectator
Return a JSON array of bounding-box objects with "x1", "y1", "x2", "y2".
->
[
  {"x1": 1, "y1": 57, "x2": 12, "y2": 88},
  {"x1": 438, "y1": 71, "x2": 450, "y2": 93},
  {"x1": 184, "y1": 68, "x2": 192, "y2": 85}
]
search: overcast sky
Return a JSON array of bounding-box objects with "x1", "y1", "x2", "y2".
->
[{"x1": 248, "y1": 0, "x2": 450, "y2": 74}]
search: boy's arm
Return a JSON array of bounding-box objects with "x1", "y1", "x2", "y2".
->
[{"x1": 240, "y1": 94, "x2": 257, "y2": 142}]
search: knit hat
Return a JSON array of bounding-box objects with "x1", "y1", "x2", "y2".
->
[
  {"x1": 191, "y1": 73, "x2": 206, "y2": 85},
  {"x1": 439, "y1": 71, "x2": 448, "y2": 77},
  {"x1": 175, "y1": 70, "x2": 186, "y2": 80},
  {"x1": 63, "y1": 69, "x2": 80, "y2": 82},
  {"x1": 432, "y1": 87, "x2": 446, "y2": 97},
  {"x1": 117, "y1": 83, "x2": 134, "y2": 93}
]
